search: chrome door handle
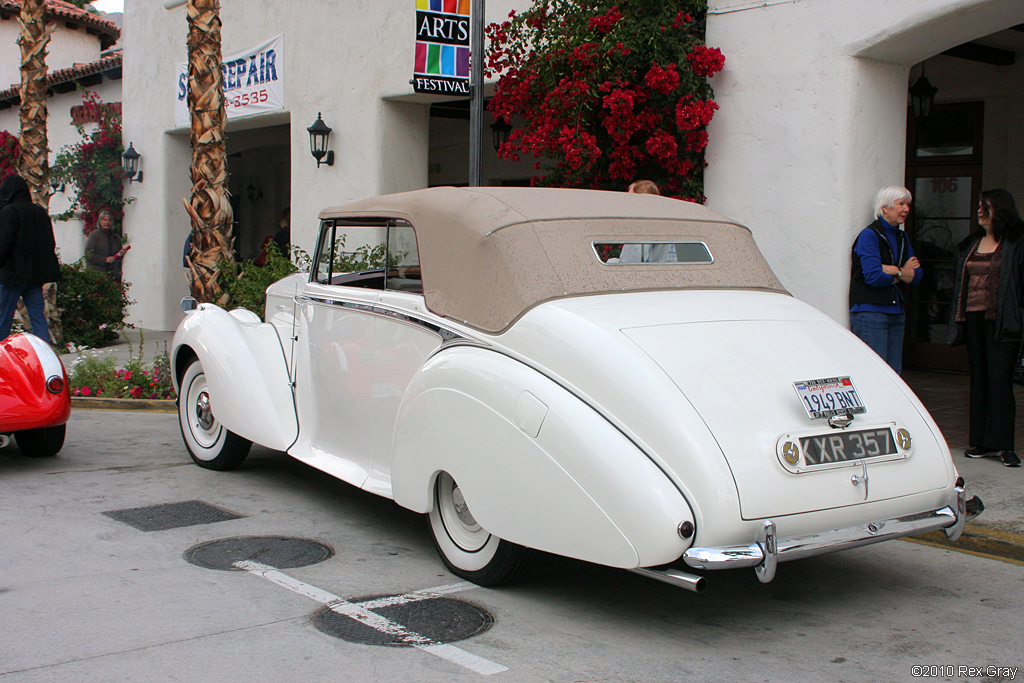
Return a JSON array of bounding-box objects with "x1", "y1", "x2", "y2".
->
[
  {"x1": 295, "y1": 295, "x2": 312, "y2": 307},
  {"x1": 850, "y1": 461, "x2": 869, "y2": 500}
]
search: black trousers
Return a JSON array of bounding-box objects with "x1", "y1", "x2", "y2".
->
[{"x1": 965, "y1": 312, "x2": 1018, "y2": 451}]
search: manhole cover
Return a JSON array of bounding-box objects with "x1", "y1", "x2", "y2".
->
[
  {"x1": 314, "y1": 595, "x2": 493, "y2": 647},
  {"x1": 103, "y1": 500, "x2": 243, "y2": 532},
  {"x1": 184, "y1": 536, "x2": 334, "y2": 571}
]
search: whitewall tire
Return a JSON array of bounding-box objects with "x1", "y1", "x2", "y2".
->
[
  {"x1": 178, "y1": 359, "x2": 251, "y2": 471},
  {"x1": 428, "y1": 471, "x2": 533, "y2": 586}
]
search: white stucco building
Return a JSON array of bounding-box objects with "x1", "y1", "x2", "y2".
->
[
  {"x1": 0, "y1": 0, "x2": 121, "y2": 263},
  {"x1": 118, "y1": 0, "x2": 1020, "y2": 372}
]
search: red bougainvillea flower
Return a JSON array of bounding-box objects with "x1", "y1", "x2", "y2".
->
[
  {"x1": 644, "y1": 64, "x2": 680, "y2": 95},
  {"x1": 687, "y1": 45, "x2": 726, "y2": 78}
]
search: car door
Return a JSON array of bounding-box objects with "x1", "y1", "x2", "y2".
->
[
  {"x1": 289, "y1": 219, "x2": 387, "y2": 488},
  {"x1": 363, "y1": 220, "x2": 443, "y2": 497}
]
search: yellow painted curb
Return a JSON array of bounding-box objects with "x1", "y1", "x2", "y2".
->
[
  {"x1": 71, "y1": 397, "x2": 176, "y2": 413},
  {"x1": 903, "y1": 524, "x2": 1024, "y2": 566}
]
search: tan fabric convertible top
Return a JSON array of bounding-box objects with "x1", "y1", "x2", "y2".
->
[{"x1": 320, "y1": 187, "x2": 786, "y2": 334}]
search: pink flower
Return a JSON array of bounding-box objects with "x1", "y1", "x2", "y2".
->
[{"x1": 81, "y1": 386, "x2": 92, "y2": 396}]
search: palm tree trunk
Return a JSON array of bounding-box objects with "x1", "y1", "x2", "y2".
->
[
  {"x1": 184, "y1": 0, "x2": 234, "y2": 304},
  {"x1": 17, "y1": 0, "x2": 51, "y2": 206},
  {"x1": 17, "y1": 0, "x2": 60, "y2": 343}
]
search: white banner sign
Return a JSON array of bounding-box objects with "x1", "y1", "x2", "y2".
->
[{"x1": 175, "y1": 34, "x2": 284, "y2": 127}]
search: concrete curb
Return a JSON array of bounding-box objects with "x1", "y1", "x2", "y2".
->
[
  {"x1": 71, "y1": 397, "x2": 176, "y2": 413},
  {"x1": 905, "y1": 524, "x2": 1024, "y2": 566}
]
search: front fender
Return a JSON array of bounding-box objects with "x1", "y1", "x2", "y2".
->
[
  {"x1": 390, "y1": 347, "x2": 695, "y2": 569},
  {"x1": 173, "y1": 305, "x2": 296, "y2": 450}
]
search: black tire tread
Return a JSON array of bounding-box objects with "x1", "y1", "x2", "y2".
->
[{"x1": 15, "y1": 424, "x2": 66, "y2": 458}]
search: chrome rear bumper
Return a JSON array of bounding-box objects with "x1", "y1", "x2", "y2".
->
[{"x1": 682, "y1": 487, "x2": 982, "y2": 584}]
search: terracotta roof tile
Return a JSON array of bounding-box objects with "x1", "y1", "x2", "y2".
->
[
  {"x1": 0, "y1": 0, "x2": 120, "y2": 49},
  {"x1": 0, "y1": 50, "x2": 121, "y2": 106}
]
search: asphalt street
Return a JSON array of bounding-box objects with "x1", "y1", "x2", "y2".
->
[{"x1": 1, "y1": 408, "x2": 1023, "y2": 683}]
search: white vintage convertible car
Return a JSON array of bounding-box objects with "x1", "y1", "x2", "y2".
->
[{"x1": 172, "y1": 187, "x2": 981, "y2": 592}]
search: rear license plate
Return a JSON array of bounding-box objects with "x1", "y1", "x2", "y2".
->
[
  {"x1": 800, "y1": 428, "x2": 896, "y2": 466},
  {"x1": 793, "y1": 376, "x2": 865, "y2": 419}
]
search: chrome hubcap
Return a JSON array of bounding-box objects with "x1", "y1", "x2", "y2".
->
[
  {"x1": 451, "y1": 486, "x2": 478, "y2": 528},
  {"x1": 195, "y1": 391, "x2": 214, "y2": 431}
]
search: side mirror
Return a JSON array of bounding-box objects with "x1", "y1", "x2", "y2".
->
[{"x1": 181, "y1": 297, "x2": 199, "y2": 313}]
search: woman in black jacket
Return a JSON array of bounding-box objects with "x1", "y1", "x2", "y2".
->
[
  {"x1": 0, "y1": 174, "x2": 61, "y2": 344},
  {"x1": 948, "y1": 189, "x2": 1024, "y2": 467}
]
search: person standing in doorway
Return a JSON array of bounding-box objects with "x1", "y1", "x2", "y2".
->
[
  {"x1": 85, "y1": 210, "x2": 128, "y2": 282},
  {"x1": 0, "y1": 174, "x2": 61, "y2": 344},
  {"x1": 948, "y1": 189, "x2": 1024, "y2": 468},
  {"x1": 849, "y1": 185, "x2": 922, "y2": 374}
]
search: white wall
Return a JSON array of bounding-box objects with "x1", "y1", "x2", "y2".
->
[{"x1": 704, "y1": 0, "x2": 1024, "y2": 325}]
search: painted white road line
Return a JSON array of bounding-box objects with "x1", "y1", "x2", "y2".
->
[
  {"x1": 356, "y1": 581, "x2": 477, "y2": 610},
  {"x1": 233, "y1": 561, "x2": 508, "y2": 676}
]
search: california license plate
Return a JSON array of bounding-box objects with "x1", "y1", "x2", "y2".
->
[
  {"x1": 793, "y1": 376, "x2": 865, "y2": 419},
  {"x1": 801, "y1": 427, "x2": 896, "y2": 465}
]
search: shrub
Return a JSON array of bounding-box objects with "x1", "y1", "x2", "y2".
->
[
  {"x1": 68, "y1": 347, "x2": 175, "y2": 400},
  {"x1": 219, "y1": 242, "x2": 310, "y2": 319},
  {"x1": 56, "y1": 260, "x2": 133, "y2": 348}
]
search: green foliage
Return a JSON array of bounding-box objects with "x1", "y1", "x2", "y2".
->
[
  {"x1": 220, "y1": 242, "x2": 311, "y2": 319},
  {"x1": 0, "y1": 130, "x2": 19, "y2": 179},
  {"x1": 331, "y1": 234, "x2": 396, "y2": 272},
  {"x1": 68, "y1": 346, "x2": 175, "y2": 400},
  {"x1": 56, "y1": 260, "x2": 133, "y2": 348}
]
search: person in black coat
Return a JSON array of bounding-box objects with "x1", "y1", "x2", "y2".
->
[
  {"x1": 947, "y1": 188, "x2": 1024, "y2": 468},
  {"x1": 0, "y1": 174, "x2": 62, "y2": 344}
]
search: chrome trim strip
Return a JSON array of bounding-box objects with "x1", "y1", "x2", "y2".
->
[
  {"x1": 682, "y1": 502, "x2": 961, "y2": 576},
  {"x1": 298, "y1": 294, "x2": 477, "y2": 347}
]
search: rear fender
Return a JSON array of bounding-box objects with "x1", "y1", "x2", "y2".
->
[
  {"x1": 172, "y1": 305, "x2": 297, "y2": 450},
  {"x1": 390, "y1": 347, "x2": 695, "y2": 569}
]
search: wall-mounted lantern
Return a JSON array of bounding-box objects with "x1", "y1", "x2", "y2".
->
[
  {"x1": 490, "y1": 118, "x2": 512, "y2": 153},
  {"x1": 909, "y1": 67, "x2": 938, "y2": 129},
  {"x1": 122, "y1": 142, "x2": 143, "y2": 183},
  {"x1": 306, "y1": 113, "x2": 334, "y2": 167},
  {"x1": 247, "y1": 181, "x2": 263, "y2": 204}
]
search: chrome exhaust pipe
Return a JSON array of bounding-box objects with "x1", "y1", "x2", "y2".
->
[{"x1": 630, "y1": 566, "x2": 707, "y2": 593}]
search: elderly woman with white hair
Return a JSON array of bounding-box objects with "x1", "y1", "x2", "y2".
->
[{"x1": 849, "y1": 185, "x2": 922, "y2": 374}]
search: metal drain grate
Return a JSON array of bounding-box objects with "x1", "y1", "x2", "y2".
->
[
  {"x1": 103, "y1": 500, "x2": 244, "y2": 532},
  {"x1": 184, "y1": 536, "x2": 335, "y2": 570},
  {"x1": 313, "y1": 595, "x2": 494, "y2": 647}
]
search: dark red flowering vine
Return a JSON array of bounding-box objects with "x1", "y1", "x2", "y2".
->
[
  {"x1": 486, "y1": 0, "x2": 724, "y2": 199},
  {"x1": 51, "y1": 90, "x2": 133, "y2": 235},
  {"x1": 0, "y1": 130, "x2": 20, "y2": 180}
]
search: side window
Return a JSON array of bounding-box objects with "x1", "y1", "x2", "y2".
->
[
  {"x1": 324, "y1": 219, "x2": 390, "y2": 289},
  {"x1": 313, "y1": 220, "x2": 335, "y2": 284},
  {"x1": 385, "y1": 221, "x2": 422, "y2": 293}
]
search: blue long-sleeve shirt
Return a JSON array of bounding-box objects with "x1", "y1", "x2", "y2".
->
[{"x1": 850, "y1": 218, "x2": 922, "y2": 315}]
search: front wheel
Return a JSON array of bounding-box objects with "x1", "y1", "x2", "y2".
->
[
  {"x1": 428, "y1": 471, "x2": 534, "y2": 586},
  {"x1": 15, "y1": 424, "x2": 66, "y2": 458},
  {"x1": 178, "y1": 359, "x2": 251, "y2": 470}
]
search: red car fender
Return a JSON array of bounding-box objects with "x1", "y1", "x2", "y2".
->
[{"x1": 0, "y1": 334, "x2": 71, "y2": 433}]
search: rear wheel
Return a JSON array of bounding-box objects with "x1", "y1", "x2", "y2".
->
[
  {"x1": 178, "y1": 359, "x2": 251, "y2": 470},
  {"x1": 428, "y1": 471, "x2": 534, "y2": 586},
  {"x1": 15, "y1": 424, "x2": 65, "y2": 458}
]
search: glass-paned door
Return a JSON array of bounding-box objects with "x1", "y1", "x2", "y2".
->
[{"x1": 903, "y1": 102, "x2": 983, "y2": 371}]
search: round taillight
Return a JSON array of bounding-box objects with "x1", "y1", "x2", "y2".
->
[{"x1": 46, "y1": 375, "x2": 65, "y2": 394}]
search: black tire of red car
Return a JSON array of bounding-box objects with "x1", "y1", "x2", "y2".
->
[
  {"x1": 178, "y1": 358, "x2": 252, "y2": 471},
  {"x1": 428, "y1": 471, "x2": 534, "y2": 586},
  {"x1": 15, "y1": 424, "x2": 65, "y2": 458}
]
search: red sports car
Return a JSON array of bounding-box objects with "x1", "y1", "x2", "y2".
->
[{"x1": 0, "y1": 333, "x2": 70, "y2": 458}]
